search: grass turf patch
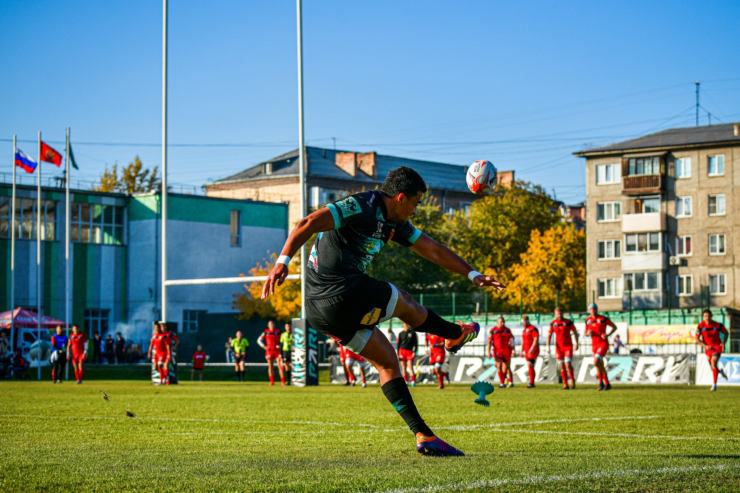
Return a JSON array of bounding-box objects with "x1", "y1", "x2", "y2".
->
[{"x1": 0, "y1": 381, "x2": 738, "y2": 492}]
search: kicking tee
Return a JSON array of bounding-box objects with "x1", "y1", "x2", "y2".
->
[{"x1": 306, "y1": 190, "x2": 422, "y2": 298}]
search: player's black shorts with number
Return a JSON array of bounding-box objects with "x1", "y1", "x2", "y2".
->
[{"x1": 305, "y1": 275, "x2": 398, "y2": 350}]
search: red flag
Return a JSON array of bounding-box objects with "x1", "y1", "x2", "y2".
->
[{"x1": 40, "y1": 141, "x2": 62, "y2": 166}]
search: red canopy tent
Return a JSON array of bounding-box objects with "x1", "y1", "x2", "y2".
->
[{"x1": 0, "y1": 308, "x2": 68, "y2": 329}]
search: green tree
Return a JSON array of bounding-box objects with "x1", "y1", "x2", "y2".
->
[{"x1": 93, "y1": 157, "x2": 161, "y2": 194}]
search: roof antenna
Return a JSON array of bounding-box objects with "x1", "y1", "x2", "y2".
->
[
  {"x1": 695, "y1": 81, "x2": 700, "y2": 127},
  {"x1": 332, "y1": 137, "x2": 336, "y2": 150}
]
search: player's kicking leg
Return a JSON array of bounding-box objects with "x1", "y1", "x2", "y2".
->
[{"x1": 359, "y1": 328, "x2": 463, "y2": 456}]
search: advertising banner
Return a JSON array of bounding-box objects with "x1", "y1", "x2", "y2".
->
[
  {"x1": 330, "y1": 353, "x2": 690, "y2": 385},
  {"x1": 628, "y1": 325, "x2": 696, "y2": 344},
  {"x1": 291, "y1": 319, "x2": 319, "y2": 387},
  {"x1": 696, "y1": 354, "x2": 740, "y2": 386}
]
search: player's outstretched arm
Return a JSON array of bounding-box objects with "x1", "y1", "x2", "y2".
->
[
  {"x1": 262, "y1": 208, "x2": 336, "y2": 299},
  {"x1": 409, "y1": 234, "x2": 505, "y2": 291}
]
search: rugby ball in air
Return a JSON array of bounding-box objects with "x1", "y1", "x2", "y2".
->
[{"x1": 466, "y1": 160, "x2": 497, "y2": 194}]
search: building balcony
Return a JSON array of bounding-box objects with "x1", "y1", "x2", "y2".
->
[
  {"x1": 623, "y1": 174, "x2": 664, "y2": 195},
  {"x1": 622, "y1": 212, "x2": 666, "y2": 233},
  {"x1": 621, "y1": 252, "x2": 667, "y2": 271}
]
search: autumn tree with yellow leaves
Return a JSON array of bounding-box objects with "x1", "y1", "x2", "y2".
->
[{"x1": 232, "y1": 253, "x2": 302, "y2": 322}]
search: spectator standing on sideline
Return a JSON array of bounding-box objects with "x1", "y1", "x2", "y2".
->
[
  {"x1": 191, "y1": 345, "x2": 207, "y2": 382},
  {"x1": 230, "y1": 331, "x2": 249, "y2": 382},
  {"x1": 613, "y1": 335, "x2": 625, "y2": 354},
  {"x1": 104, "y1": 335, "x2": 115, "y2": 364},
  {"x1": 0, "y1": 331, "x2": 10, "y2": 357},
  {"x1": 280, "y1": 323, "x2": 292, "y2": 384},
  {"x1": 226, "y1": 337, "x2": 234, "y2": 363},
  {"x1": 92, "y1": 333, "x2": 102, "y2": 364},
  {"x1": 386, "y1": 327, "x2": 397, "y2": 351},
  {"x1": 115, "y1": 333, "x2": 126, "y2": 364}
]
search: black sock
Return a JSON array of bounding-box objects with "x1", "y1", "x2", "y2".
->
[
  {"x1": 240, "y1": 371, "x2": 245, "y2": 382},
  {"x1": 381, "y1": 377, "x2": 434, "y2": 436},
  {"x1": 413, "y1": 310, "x2": 462, "y2": 339}
]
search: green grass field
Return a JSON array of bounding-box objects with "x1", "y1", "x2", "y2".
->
[{"x1": 1, "y1": 376, "x2": 739, "y2": 492}]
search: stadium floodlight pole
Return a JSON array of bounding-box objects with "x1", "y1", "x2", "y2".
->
[
  {"x1": 10, "y1": 135, "x2": 16, "y2": 354},
  {"x1": 37, "y1": 131, "x2": 41, "y2": 381},
  {"x1": 296, "y1": 0, "x2": 306, "y2": 319},
  {"x1": 65, "y1": 127, "x2": 71, "y2": 381},
  {"x1": 161, "y1": 0, "x2": 168, "y2": 323}
]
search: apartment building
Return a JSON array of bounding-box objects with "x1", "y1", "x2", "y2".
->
[{"x1": 575, "y1": 123, "x2": 740, "y2": 311}]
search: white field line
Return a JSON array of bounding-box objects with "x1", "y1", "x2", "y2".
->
[
  {"x1": 436, "y1": 415, "x2": 660, "y2": 431},
  {"x1": 368, "y1": 464, "x2": 740, "y2": 493},
  {"x1": 488, "y1": 428, "x2": 739, "y2": 442}
]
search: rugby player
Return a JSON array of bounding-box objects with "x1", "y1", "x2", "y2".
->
[
  {"x1": 341, "y1": 343, "x2": 368, "y2": 387},
  {"x1": 397, "y1": 323, "x2": 418, "y2": 386},
  {"x1": 696, "y1": 309, "x2": 729, "y2": 391},
  {"x1": 486, "y1": 317, "x2": 514, "y2": 388},
  {"x1": 338, "y1": 343, "x2": 353, "y2": 385},
  {"x1": 262, "y1": 167, "x2": 504, "y2": 456},
  {"x1": 258, "y1": 321, "x2": 285, "y2": 386},
  {"x1": 148, "y1": 325, "x2": 171, "y2": 385},
  {"x1": 230, "y1": 331, "x2": 249, "y2": 382},
  {"x1": 585, "y1": 303, "x2": 616, "y2": 391},
  {"x1": 51, "y1": 325, "x2": 68, "y2": 384},
  {"x1": 547, "y1": 307, "x2": 579, "y2": 390},
  {"x1": 520, "y1": 315, "x2": 539, "y2": 388},
  {"x1": 191, "y1": 345, "x2": 207, "y2": 382},
  {"x1": 67, "y1": 325, "x2": 88, "y2": 384},
  {"x1": 425, "y1": 331, "x2": 446, "y2": 389},
  {"x1": 280, "y1": 323, "x2": 292, "y2": 385}
]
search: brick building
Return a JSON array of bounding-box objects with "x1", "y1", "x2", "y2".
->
[
  {"x1": 204, "y1": 147, "x2": 514, "y2": 227},
  {"x1": 575, "y1": 123, "x2": 740, "y2": 311}
]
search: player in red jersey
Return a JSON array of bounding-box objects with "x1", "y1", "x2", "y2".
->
[
  {"x1": 547, "y1": 307, "x2": 579, "y2": 389},
  {"x1": 191, "y1": 345, "x2": 207, "y2": 382},
  {"x1": 520, "y1": 316, "x2": 539, "y2": 388},
  {"x1": 148, "y1": 325, "x2": 171, "y2": 385},
  {"x1": 66, "y1": 325, "x2": 88, "y2": 384},
  {"x1": 486, "y1": 317, "x2": 515, "y2": 388},
  {"x1": 258, "y1": 321, "x2": 285, "y2": 385},
  {"x1": 337, "y1": 343, "x2": 353, "y2": 385},
  {"x1": 585, "y1": 304, "x2": 617, "y2": 391},
  {"x1": 696, "y1": 309, "x2": 729, "y2": 391},
  {"x1": 342, "y1": 344, "x2": 368, "y2": 387},
  {"x1": 397, "y1": 324, "x2": 418, "y2": 386},
  {"x1": 425, "y1": 332, "x2": 447, "y2": 389}
]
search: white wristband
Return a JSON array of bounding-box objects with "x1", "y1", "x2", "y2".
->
[
  {"x1": 468, "y1": 270, "x2": 482, "y2": 282},
  {"x1": 276, "y1": 255, "x2": 291, "y2": 266}
]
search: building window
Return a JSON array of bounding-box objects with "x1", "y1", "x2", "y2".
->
[
  {"x1": 597, "y1": 239, "x2": 621, "y2": 260},
  {"x1": 708, "y1": 195, "x2": 725, "y2": 216},
  {"x1": 709, "y1": 274, "x2": 727, "y2": 296},
  {"x1": 628, "y1": 156, "x2": 661, "y2": 176},
  {"x1": 70, "y1": 203, "x2": 124, "y2": 245},
  {"x1": 597, "y1": 278, "x2": 622, "y2": 298},
  {"x1": 676, "y1": 236, "x2": 692, "y2": 256},
  {"x1": 675, "y1": 196, "x2": 692, "y2": 218},
  {"x1": 596, "y1": 163, "x2": 620, "y2": 184},
  {"x1": 596, "y1": 202, "x2": 621, "y2": 222},
  {"x1": 625, "y1": 232, "x2": 661, "y2": 253},
  {"x1": 675, "y1": 157, "x2": 692, "y2": 178},
  {"x1": 183, "y1": 310, "x2": 206, "y2": 332},
  {"x1": 310, "y1": 187, "x2": 347, "y2": 210},
  {"x1": 708, "y1": 155, "x2": 725, "y2": 176},
  {"x1": 624, "y1": 272, "x2": 660, "y2": 291},
  {"x1": 676, "y1": 275, "x2": 693, "y2": 296},
  {"x1": 460, "y1": 202, "x2": 473, "y2": 218},
  {"x1": 709, "y1": 234, "x2": 726, "y2": 256},
  {"x1": 84, "y1": 309, "x2": 110, "y2": 335},
  {"x1": 0, "y1": 198, "x2": 56, "y2": 240},
  {"x1": 230, "y1": 210, "x2": 241, "y2": 246}
]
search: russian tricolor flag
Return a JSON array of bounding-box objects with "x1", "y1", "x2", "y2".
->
[{"x1": 15, "y1": 149, "x2": 37, "y2": 173}]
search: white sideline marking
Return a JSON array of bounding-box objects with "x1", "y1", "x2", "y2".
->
[
  {"x1": 369, "y1": 464, "x2": 739, "y2": 493},
  {"x1": 490, "y1": 428, "x2": 738, "y2": 442},
  {"x1": 436, "y1": 415, "x2": 659, "y2": 431}
]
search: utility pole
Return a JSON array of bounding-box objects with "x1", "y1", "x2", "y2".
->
[{"x1": 695, "y1": 81, "x2": 700, "y2": 127}]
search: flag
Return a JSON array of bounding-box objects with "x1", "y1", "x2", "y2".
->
[
  {"x1": 14, "y1": 149, "x2": 37, "y2": 173},
  {"x1": 41, "y1": 141, "x2": 62, "y2": 166},
  {"x1": 68, "y1": 142, "x2": 79, "y2": 170}
]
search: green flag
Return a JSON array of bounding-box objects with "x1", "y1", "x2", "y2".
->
[{"x1": 68, "y1": 143, "x2": 79, "y2": 170}]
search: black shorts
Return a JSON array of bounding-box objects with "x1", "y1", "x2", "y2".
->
[
  {"x1": 305, "y1": 276, "x2": 397, "y2": 346},
  {"x1": 233, "y1": 354, "x2": 245, "y2": 364},
  {"x1": 282, "y1": 350, "x2": 292, "y2": 363}
]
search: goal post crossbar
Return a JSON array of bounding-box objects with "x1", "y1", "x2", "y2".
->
[{"x1": 164, "y1": 274, "x2": 301, "y2": 287}]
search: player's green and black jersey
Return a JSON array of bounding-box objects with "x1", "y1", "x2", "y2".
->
[{"x1": 305, "y1": 190, "x2": 422, "y2": 298}]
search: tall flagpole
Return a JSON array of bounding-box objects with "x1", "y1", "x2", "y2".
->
[
  {"x1": 161, "y1": 0, "x2": 168, "y2": 323},
  {"x1": 65, "y1": 127, "x2": 71, "y2": 380},
  {"x1": 10, "y1": 136, "x2": 17, "y2": 354},
  {"x1": 297, "y1": 0, "x2": 306, "y2": 319},
  {"x1": 37, "y1": 131, "x2": 42, "y2": 381}
]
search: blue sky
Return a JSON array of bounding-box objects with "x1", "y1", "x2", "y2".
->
[{"x1": 1, "y1": 1, "x2": 739, "y2": 203}]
